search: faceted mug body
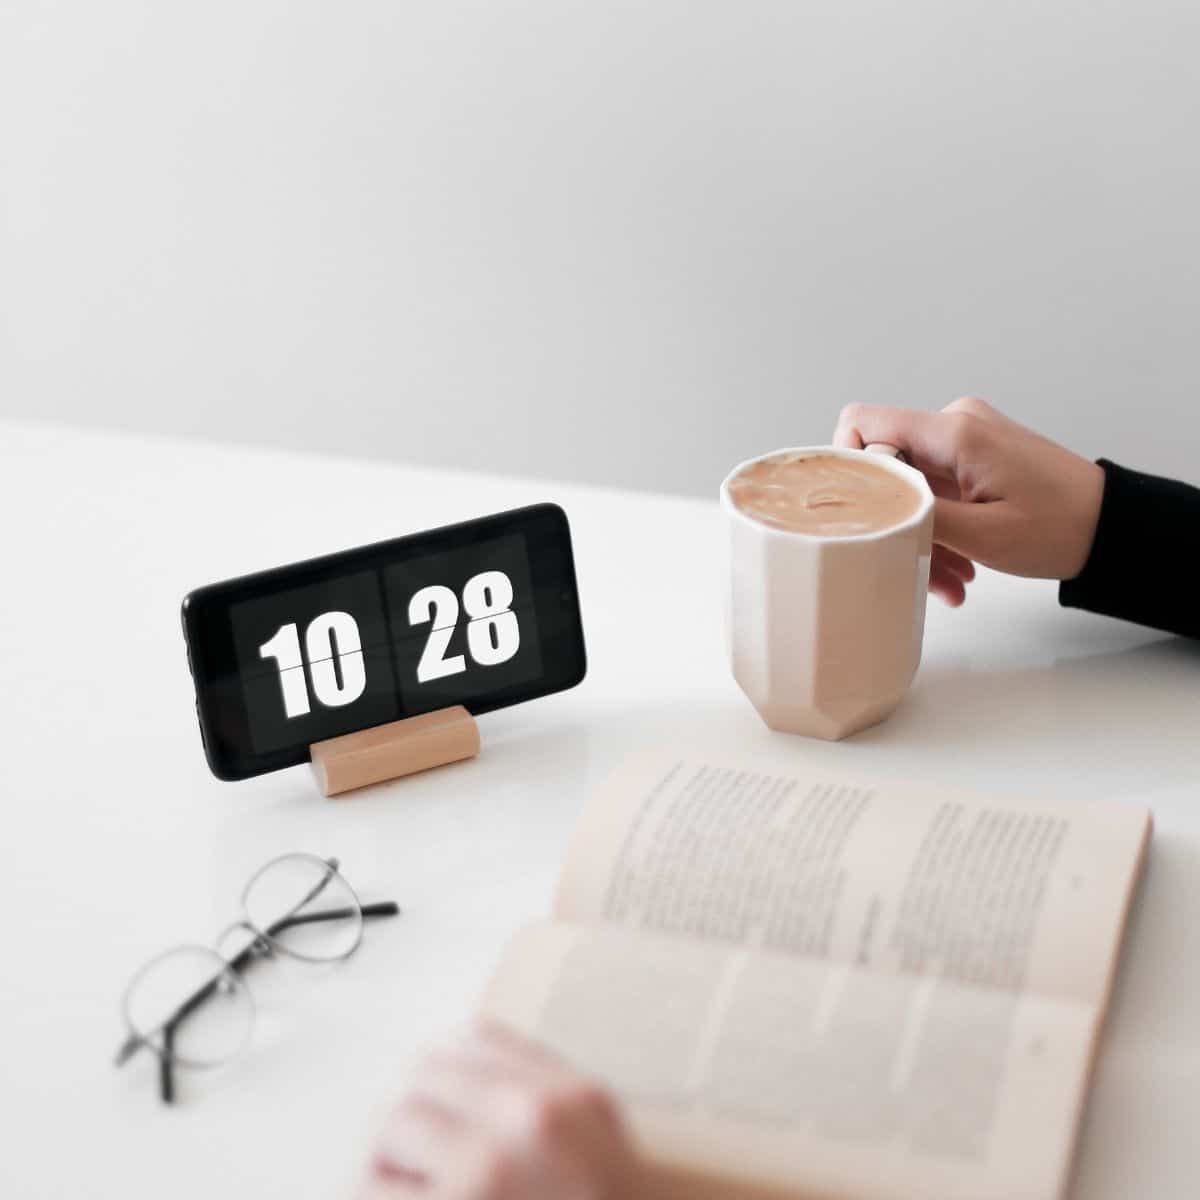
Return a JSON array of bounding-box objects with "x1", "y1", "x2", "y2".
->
[{"x1": 721, "y1": 447, "x2": 934, "y2": 740}]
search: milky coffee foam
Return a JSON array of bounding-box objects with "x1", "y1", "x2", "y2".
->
[{"x1": 728, "y1": 452, "x2": 922, "y2": 536}]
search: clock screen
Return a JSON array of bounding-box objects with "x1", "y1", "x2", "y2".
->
[{"x1": 229, "y1": 534, "x2": 542, "y2": 755}]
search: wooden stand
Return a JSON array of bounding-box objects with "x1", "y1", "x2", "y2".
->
[{"x1": 309, "y1": 706, "x2": 481, "y2": 797}]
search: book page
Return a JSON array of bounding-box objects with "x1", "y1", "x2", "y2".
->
[
  {"x1": 553, "y1": 753, "x2": 1150, "y2": 1010},
  {"x1": 484, "y1": 921, "x2": 1097, "y2": 1200}
]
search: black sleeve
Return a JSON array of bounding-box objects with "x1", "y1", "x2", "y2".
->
[{"x1": 1058, "y1": 459, "x2": 1200, "y2": 638}]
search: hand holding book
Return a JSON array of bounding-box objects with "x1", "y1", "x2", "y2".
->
[{"x1": 356, "y1": 1023, "x2": 635, "y2": 1200}]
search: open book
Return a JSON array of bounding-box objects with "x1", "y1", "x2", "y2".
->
[{"x1": 482, "y1": 753, "x2": 1151, "y2": 1200}]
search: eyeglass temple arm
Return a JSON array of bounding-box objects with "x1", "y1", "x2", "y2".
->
[
  {"x1": 117, "y1": 900, "x2": 401, "y2": 1082},
  {"x1": 161, "y1": 1025, "x2": 175, "y2": 1104},
  {"x1": 152, "y1": 901, "x2": 399, "y2": 1104},
  {"x1": 262, "y1": 901, "x2": 400, "y2": 932}
]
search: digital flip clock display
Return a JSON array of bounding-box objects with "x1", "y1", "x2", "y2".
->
[
  {"x1": 183, "y1": 506, "x2": 584, "y2": 780},
  {"x1": 230, "y1": 532, "x2": 542, "y2": 753}
]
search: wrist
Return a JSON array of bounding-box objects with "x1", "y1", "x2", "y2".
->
[{"x1": 1061, "y1": 458, "x2": 1106, "y2": 580}]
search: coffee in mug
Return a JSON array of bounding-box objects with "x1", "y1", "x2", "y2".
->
[
  {"x1": 726, "y1": 452, "x2": 923, "y2": 536},
  {"x1": 721, "y1": 446, "x2": 934, "y2": 740}
]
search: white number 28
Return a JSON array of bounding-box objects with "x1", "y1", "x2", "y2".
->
[{"x1": 409, "y1": 569, "x2": 520, "y2": 683}]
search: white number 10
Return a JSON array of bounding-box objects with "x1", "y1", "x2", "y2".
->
[{"x1": 259, "y1": 610, "x2": 367, "y2": 719}]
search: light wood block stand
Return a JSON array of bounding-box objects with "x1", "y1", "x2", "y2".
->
[{"x1": 309, "y1": 706, "x2": 481, "y2": 797}]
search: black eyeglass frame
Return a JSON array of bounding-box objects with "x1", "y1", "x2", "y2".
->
[{"x1": 114, "y1": 853, "x2": 400, "y2": 1103}]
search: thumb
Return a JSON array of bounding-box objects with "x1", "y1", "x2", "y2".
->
[{"x1": 933, "y1": 497, "x2": 1015, "y2": 567}]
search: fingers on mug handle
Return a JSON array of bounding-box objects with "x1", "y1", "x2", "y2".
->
[
  {"x1": 863, "y1": 442, "x2": 908, "y2": 465},
  {"x1": 932, "y1": 544, "x2": 976, "y2": 583},
  {"x1": 835, "y1": 404, "x2": 969, "y2": 477},
  {"x1": 928, "y1": 559, "x2": 968, "y2": 608}
]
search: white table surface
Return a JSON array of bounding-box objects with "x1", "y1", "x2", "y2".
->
[{"x1": 1, "y1": 419, "x2": 1197, "y2": 1200}]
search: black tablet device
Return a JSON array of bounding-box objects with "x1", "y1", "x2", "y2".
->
[{"x1": 182, "y1": 504, "x2": 586, "y2": 780}]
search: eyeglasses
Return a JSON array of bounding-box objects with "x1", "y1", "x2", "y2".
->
[{"x1": 114, "y1": 852, "x2": 399, "y2": 1104}]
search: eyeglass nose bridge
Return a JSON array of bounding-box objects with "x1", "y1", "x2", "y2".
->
[{"x1": 217, "y1": 919, "x2": 274, "y2": 965}]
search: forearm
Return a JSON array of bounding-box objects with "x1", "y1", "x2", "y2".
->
[{"x1": 1059, "y1": 459, "x2": 1200, "y2": 638}]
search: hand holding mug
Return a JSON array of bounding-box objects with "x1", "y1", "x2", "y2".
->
[{"x1": 834, "y1": 397, "x2": 1106, "y2": 606}]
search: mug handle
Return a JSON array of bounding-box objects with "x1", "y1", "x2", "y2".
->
[{"x1": 863, "y1": 441, "x2": 909, "y2": 465}]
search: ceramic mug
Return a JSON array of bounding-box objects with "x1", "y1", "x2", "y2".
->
[{"x1": 720, "y1": 445, "x2": 934, "y2": 740}]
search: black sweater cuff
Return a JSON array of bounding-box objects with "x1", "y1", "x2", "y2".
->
[{"x1": 1059, "y1": 459, "x2": 1200, "y2": 639}]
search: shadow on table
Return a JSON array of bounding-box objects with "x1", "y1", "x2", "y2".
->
[
  {"x1": 853, "y1": 632, "x2": 1200, "y2": 783},
  {"x1": 585, "y1": 631, "x2": 1198, "y2": 797}
]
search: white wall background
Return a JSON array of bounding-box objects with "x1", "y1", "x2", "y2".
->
[{"x1": 2, "y1": 0, "x2": 1197, "y2": 496}]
